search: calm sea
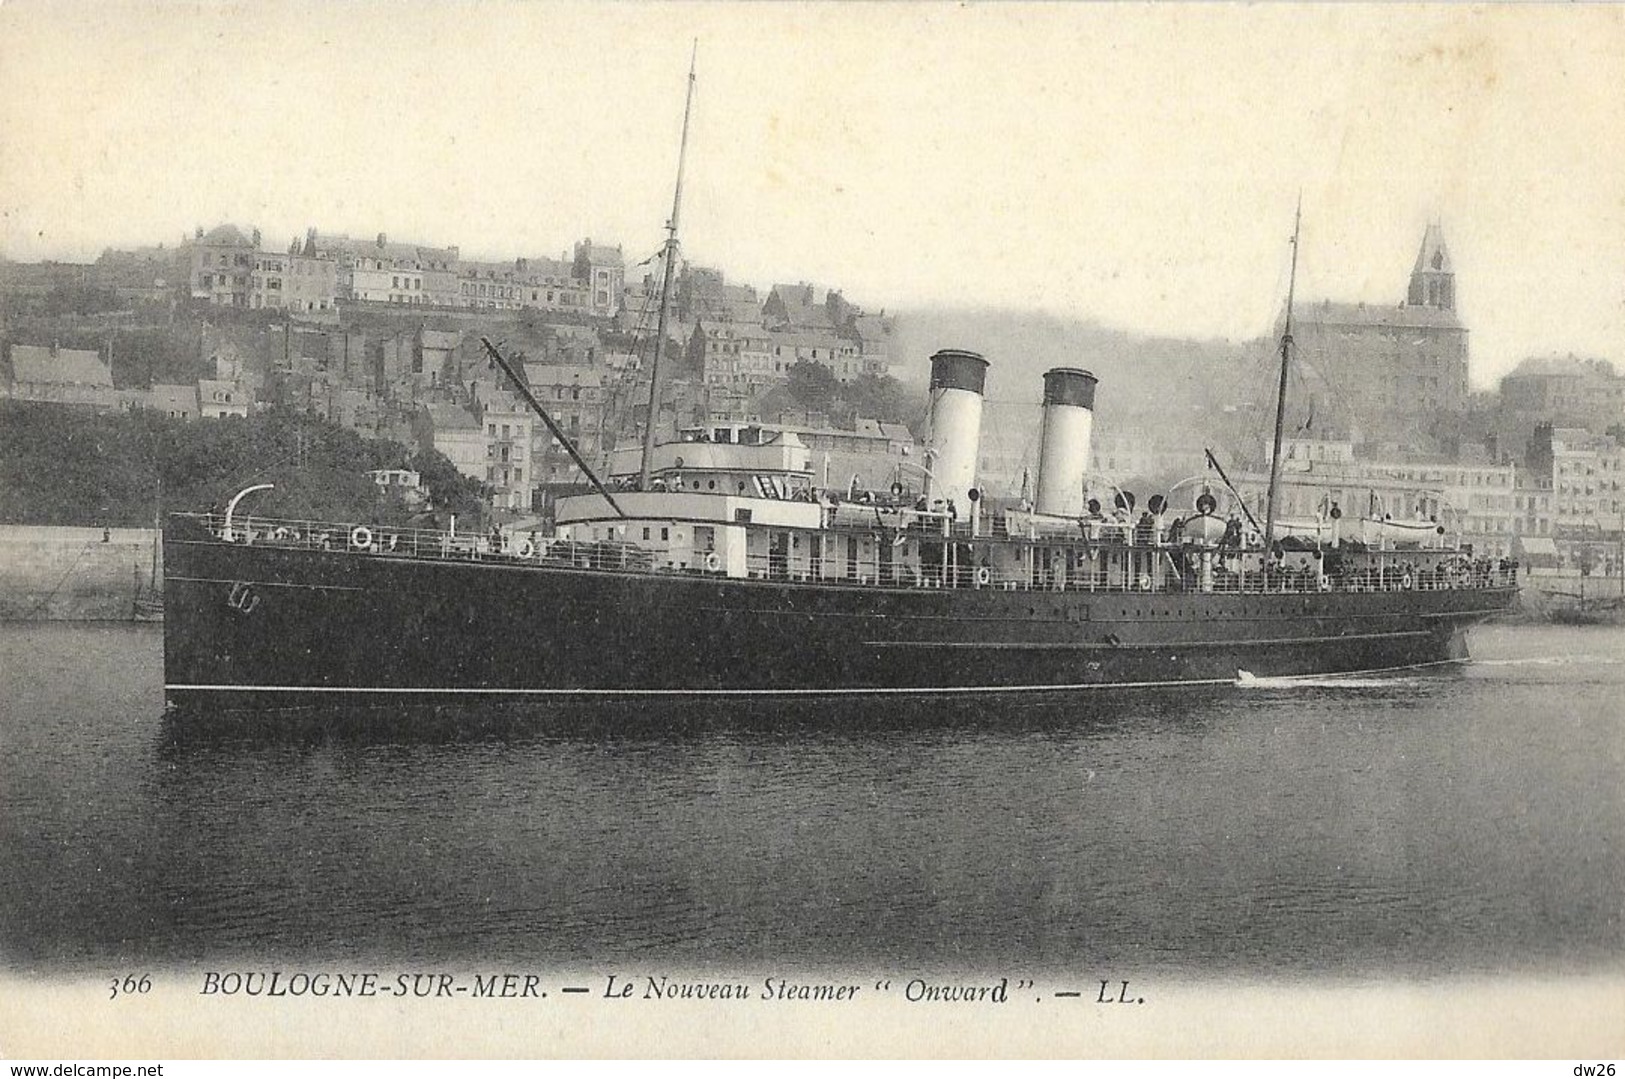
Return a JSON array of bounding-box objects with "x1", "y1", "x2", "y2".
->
[{"x1": 1, "y1": 622, "x2": 1621, "y2": 978}]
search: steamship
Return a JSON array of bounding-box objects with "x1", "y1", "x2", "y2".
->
[
  {"x1": 162, "y1": 339, "x2": 1516, "y2": 711},
  {"x1": 161, "y1": 67, "x2": 1517, "y2": 713}
]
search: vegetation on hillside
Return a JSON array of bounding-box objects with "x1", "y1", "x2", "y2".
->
[
  {"x1": 0, "y1": 401, "x2": 487, "y2": 528},
  {"x1": 768, "y1": 361, "x2": 923, "y2": 429}
]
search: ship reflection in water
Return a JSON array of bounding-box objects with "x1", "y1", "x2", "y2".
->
[{"x1": 2, "y1": 622, "x2": 1622, "y2": 978}]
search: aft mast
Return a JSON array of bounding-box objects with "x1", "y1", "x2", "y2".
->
[
  {"x1": 1263, "y1": 198, "x2": 1302, "y2": 552},
  {"x1": 638, "y1": 43, "x2": 698, "y2": 491}
]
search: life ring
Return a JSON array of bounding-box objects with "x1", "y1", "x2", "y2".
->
[
  {"x1": 975, "y1": 566, "x2": 991, "y2": 586},
  {"x1": 1401, "y1": 572, "x2": 1414, "y2": 591},
  {"x1": 517, "y1": 538, "x2": 535, "y2": 559},
  {"x1": 1318, "y1": 573, "x2": 1330, "y2": 591},
  {"x1": 349, "y1": 526, "x2": 372, "y2": 550},
  {"x1": 704, "y1": 551, "x2": 721, "y2": 572},
  {"x1": 891, "y1": 481, "x2": 905, "y2": 496},
  {"x1": 1138, "y1": 573, "x2": 1152, "y2": 592}
]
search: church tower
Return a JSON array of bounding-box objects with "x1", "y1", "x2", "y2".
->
[{"x1": 1407, "y1": 222, "x2": 1455, "y2": 311}]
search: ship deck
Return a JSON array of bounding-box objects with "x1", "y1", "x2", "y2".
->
[{"x1": 177, "y1": 512, "x2": 1520, "y2": 597}]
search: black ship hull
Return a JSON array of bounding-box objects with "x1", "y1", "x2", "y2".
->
[{"x1": 163, "y1": 517, "x2": 1515, "y2": 712}]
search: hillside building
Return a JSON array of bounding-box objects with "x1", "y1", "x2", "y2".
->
[
  {"x1": 1287, "y1": 224, "x2": 1470, "y2": 450},
  {"x1": 4, "y1": 344, "x2": 118, "y2": 409}
]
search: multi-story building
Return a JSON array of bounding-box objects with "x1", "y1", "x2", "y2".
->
[
  {"x1": 349, "y1": 237, "x2": 430, "y2": 305},
  {"x1": 1546, "y1": 426, "x2": 1625, "y2": 536},
  {"x1": 764, "y1": 329, "x2": 863, "y2": 381},
  {"x1": 468, "y1": 383, "x2": 535, "y2": 512},
  {"x1": 251, "y1": 249, "x2": 337, "y2": 313},
  {"x1": 1287, "y1": 224, "x2": 1470, "y2": 450},
  {"x1": 189, "y1": 224, "x2": 258, "y2": 307},
  {"x1": 694, "y1": 320, "x2": 776, "y2": 389},
  {"x1": 458, "y1": 261, "x2": 523, "y2": 310},
  {"x1": 1499, "y1": 355, "x2": 1625, "y2": 435},
  {"x1": 849, "y1": 312, "x2": 896, "y2": 378},
  {"x1": 521, "y1": 364, "x2": 606, "y2": 484},
  {"x1": 1513, "y1": 477, "x2": 1554, "y2": 542},
  {"x1": 1521, "y1": 423, "x2": 1625, "y2": 571},
  {"x1": 678, "y1": 266, "x2": 762, "y2": 324},
  {"x1": 417, "y1": 245, "x2": 462, "y2": 307},
  {"x1": 196, "y1": 378, "x2": 250, "y2": 419},
  {"x1": 572, "y1": 239, "x2": 625, "y2": 316},
  {"x1": 142, "y1": 384, "x2": 200, "y2": 421},
  {"x1": 764, "y1": 283, "x2": 836, "y2": 333},
  {"x1": 516, "y1": 257, "x2": 589, "y2": 314},
  {"x1": 131, "y1": 379, "x2": 253, "y2": 422},
  {"x1": 416, "y1": 328, "x2": 462, "y2": 391},
  {"x1": 1231, "y1": 437, "x2": 1519, "y2": 555},
  {"x1": 308, "y1": 233, "x2": 452, "y2": 306},
  {"x1": 532, "y1": 324, "x2": 602, "y2": 368},
  {"x1": 413, "y1": 403, "x2": 487, "y2": 487}
]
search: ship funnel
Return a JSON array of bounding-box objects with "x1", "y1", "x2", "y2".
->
[
  {"x1": 926, "y1": 349, "x2": 990, "y2": 511},
  {"x1": 1033, "y1": 367, "x2": 1099, "y2": 517}
]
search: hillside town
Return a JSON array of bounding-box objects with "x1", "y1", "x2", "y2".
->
[
  {"x1": 1, "y1": 219, "x2": 1622, "y2": 583},
  {"x1": 0, "y1": 224, "x2": 907, "y2": 519}
]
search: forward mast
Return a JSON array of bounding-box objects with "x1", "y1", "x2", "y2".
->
[{"x1": 638, "y1": 43, "x2": 699, "y2": 491}]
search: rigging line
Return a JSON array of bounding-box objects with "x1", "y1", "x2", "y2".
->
[{"x1": 1288, "y1": 341, "x2": 1360, "y2": 442}]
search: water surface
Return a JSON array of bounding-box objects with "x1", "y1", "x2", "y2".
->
[{"x1": 2, "y1": 622, "x2": 1621, "y2": 977}]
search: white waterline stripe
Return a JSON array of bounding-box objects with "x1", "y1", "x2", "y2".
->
[
  {"x1": 166, "y1": 679, "x2": 1238, "y2": 696},
  {"x1": 166, "y1": 658, "x2": 1468, "y2": 699}
]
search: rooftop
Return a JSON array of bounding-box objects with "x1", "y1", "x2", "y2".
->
[
  {"x1": 146, "y1": 384, "x2": 196, "y2": 410},
  {"x1": 198, "y1": 224, "x2": 254, "y2": 248},
  {"x1": 1294, "y1": 300, "x2": 1464, "y2": 331},
  {"x1": 421, "y1": 402, "x2": 480, "y2": 431},
  {"x1": 1505, "y1": 355, "x2": 1617, "y2": 380},
  {"x1": 524, "y1": 363, "x2": 603, "y2": 389},
  {"x1": 10, "y1": 344, "x2": 113, "y2": 387}
]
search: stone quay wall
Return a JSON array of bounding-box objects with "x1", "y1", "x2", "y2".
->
[{"x1": 0, "y1": 526, "x2": 162, "y2": 620}]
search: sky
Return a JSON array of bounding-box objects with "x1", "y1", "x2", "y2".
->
[{"x1": 1, "y1": 1, "x2": 1621, "y2": 387}]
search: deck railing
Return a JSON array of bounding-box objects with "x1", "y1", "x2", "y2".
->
[
  {"x1": 739, "y1": 552, "x2": 1517, "y2": 595},
  {"x1": 189, "y1": 513, "x2": 1517, "y2": 596}
]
